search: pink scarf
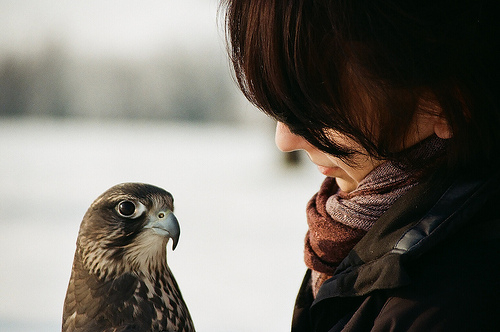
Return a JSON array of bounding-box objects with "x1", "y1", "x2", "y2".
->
[
  {"x1": 304, "y1": 136, "x2": 447, "y2": 296},
  {"x1": 304, "y1": 162, "x2": 421, "y2": 296}
]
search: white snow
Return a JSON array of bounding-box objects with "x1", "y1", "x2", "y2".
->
[{"x1": 0, "y1": 118, "x2": 324, "y2": 331}]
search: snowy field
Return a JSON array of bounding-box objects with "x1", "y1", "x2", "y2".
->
[{"x1": 0, "y1": 118, "x2": 324, "y2": 332}]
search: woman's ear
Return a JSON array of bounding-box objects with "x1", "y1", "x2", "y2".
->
[
  {"x1": 418, "y1": 92, "x2": 453, "y2": 139},
  {"x1": 433, "y1": 116, "x2": 452, "y2": 139}
]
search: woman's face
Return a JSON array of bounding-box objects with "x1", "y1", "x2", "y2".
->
[
  {"x1": 275, "y1": 122, "x2": 383, "y2": 192},
  {"x1": 275, "y1": 112, "x2": 449, "y2": 192}
]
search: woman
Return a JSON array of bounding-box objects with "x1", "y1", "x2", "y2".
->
[{"x1": 223, "y1": 0, "x2": 500, "y2": 331}]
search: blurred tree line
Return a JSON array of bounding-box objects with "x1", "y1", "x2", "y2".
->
[{"x1": 0, "y1": 42, "x2": 241, "y2": 122}]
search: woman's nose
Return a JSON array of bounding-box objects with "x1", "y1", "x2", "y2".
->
[{"x1": 275, "y1": 122, "x2": 309, "y2": 152}]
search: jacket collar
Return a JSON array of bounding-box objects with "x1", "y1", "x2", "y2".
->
[{"x1": 312, "y1": 169, "x2": 500, "y2": 304}]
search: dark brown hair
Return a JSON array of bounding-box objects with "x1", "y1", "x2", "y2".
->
[{"x1": 223, "y1": 0, "x2": 500, "y2": 170}]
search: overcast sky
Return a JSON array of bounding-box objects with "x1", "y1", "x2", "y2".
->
[{"x1": 0, "y1": 0, "x2": 223, "y2": 58}]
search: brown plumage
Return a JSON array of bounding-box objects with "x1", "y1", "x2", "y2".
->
[{"x1": 62, "y1": 183, "x2": 195, "y2": 332}]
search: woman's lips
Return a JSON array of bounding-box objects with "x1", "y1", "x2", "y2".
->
[{"x1": 317, "y1": 165, "x2": 341, "y2": 176}]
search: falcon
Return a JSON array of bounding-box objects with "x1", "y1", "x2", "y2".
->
[{"x1": 62, "y1": 183, "x2": 195, "y2": 332}]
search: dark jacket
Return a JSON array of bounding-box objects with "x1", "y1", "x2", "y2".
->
[{"x1": 292, "y1": 169, "x2": 500, "y2": 331}]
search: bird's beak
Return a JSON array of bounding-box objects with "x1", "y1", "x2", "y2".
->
[{"x1": 144, "y1": 210, "x2": 180, "y2": 250}]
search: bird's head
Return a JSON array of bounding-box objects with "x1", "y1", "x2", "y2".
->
[{"x1": 76, "y1": 183, "x2": 181, "y2": 278}]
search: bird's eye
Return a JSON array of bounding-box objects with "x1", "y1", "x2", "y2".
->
[
  {"x1": 116, "y1": 200, "x2": 146, "y2": 219},
  {"x1": 118, "y1": 201, "x2": 136, "y2": 216},
  {"x1": 116, "y1": 201, "x2": 136, "y2": 218}
]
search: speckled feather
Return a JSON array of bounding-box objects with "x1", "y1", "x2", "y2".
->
[{"x1": 62, "y1": 183, "x2": 195, "y2": 332}]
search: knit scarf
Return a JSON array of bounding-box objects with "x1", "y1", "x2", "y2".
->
[{"x1": 304, "y1": 136, "x2": 446, "y2": 296}]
